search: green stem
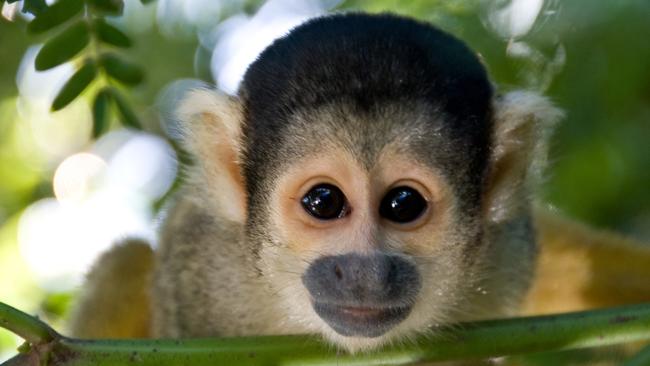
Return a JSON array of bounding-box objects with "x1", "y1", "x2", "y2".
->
[
  {"x1": 623, "y1": 344, "x2": 650, "y2": 366},
  {"x1": 1, "y1": 302, "x2": 650, "y2": 365},
  {"x1": 0, "y1": 302, "x2": 57, "y2": 345},
  {"x1": 84, "y1": 3, "x2": 108, "y2": 89}
]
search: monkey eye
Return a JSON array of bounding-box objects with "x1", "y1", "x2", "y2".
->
[
  {"x1": 379, "y1": 186, "x2": 428, "y2": 223},
  {"x1": 301, "y1": 184, "x2": 348, "y2": 220}
]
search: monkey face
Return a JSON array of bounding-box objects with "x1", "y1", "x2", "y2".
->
[
  {"x1": 235, "y1": 17, "x2": 497, "y2": 350},
  {"x1": 247, "y1": 103, "x2": 491, "y2": 352}
]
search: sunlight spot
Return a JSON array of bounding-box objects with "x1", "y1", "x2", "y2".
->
[
  {"x1": 104, "y1": 132, "x2": 177, "y2": 200},
  {"x1": 1, "y1": 1, "x2": 18, "y2": 21},
  {"x1": 484, "y1": 0, "x2": 544, "y2": 39},
  {"x1": 17, "y1": 196, "x2": 151, "y2": 291},
  {"x1": 210, "y1": 0, "x2": 339, "y2": 94},
  {"x1": 53, "y1": 153, "x2": 107, "y2": 205}
]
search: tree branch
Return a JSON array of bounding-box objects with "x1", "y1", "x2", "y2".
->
[
  {"x1": 1, "y1": 301, "x2": 650, "y2": 365},
  {"x1": 0, "y1": 302, "x2": 57, "y2": 344},
  {"x1": 624, "y1": 344, "x2": 650, "y2": 366}
]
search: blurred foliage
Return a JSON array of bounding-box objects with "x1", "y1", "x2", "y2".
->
[
  {"x1": 27, "y1": 0, "x2": 145, "y2": 132},
  {"x1": 0, "y1": 0, "x2": 648, "y2": 364},
  {"x1": 0, "y1": 0, "x2": 196, "y2": 359}
]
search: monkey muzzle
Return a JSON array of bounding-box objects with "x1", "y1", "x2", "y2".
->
[{"x1": 302, "y1": 253, "x2": 421, "y2": 338}]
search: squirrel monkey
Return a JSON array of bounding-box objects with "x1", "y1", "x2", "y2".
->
[{"x1": 69, "y1": 13, "x2": 650, "y2": 353}]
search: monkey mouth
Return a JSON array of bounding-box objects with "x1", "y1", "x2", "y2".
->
[{"x1": 313, "y1": 302, "x2": 412, "y2": 338}]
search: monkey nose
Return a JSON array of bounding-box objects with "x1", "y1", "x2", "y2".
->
[
  {"x1": 303, "y1": 253, "x2": 420, "y2": 304},
  {"x1": 301, "y1": 253, "x2": 421, "y2": 337}
]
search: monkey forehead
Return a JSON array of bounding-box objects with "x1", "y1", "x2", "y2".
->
[{"x1": 281, "y1": 101, "x2": 445, "y2": 167}]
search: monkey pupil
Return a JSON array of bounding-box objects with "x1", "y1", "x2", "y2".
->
[
  {"x1": 301, "y1": 184, "x2": 346, "y2": 220},
  {"x1": 380, "y1": 186, "x2": 427, "y2": 223}
]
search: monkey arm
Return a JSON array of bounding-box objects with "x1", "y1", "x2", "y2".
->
[
  {"x1": 66, "y1": 212, "x2": 650, "y2": 339},
  {"x1": 67, "y1": 239, "x2": 153, "y2": 338},
  {"x1": 522, "y1": 208, "x2": 650, "y2": 315}
]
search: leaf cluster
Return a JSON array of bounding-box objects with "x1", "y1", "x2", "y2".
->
[{"x1": 6, "y1": 0, "x2": 156, "y2": 137}]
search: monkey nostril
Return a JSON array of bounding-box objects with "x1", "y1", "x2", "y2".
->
[{"x1": 334, "y1": 265, "x2": 343, "y2": 280}]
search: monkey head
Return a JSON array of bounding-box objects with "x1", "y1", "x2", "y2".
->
[{"x1": 176, "y1": 13, "x2": 562, "y2": 352}]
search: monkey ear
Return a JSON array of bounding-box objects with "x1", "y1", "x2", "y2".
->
[
  {"x1": 485, "y1": 91, "x2": 564, "y2": 223},
  {"x1": 176, "y1": 88, "x2": 246, "y2": 223}
]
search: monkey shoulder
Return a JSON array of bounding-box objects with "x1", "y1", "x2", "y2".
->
[
  {"x1": 152, "y1": 193, "x2": 285, "y2": 337},
  {"x1": 68, "y1": 239, "x2": 154, "y2": 338},
  {"x1": 524, "y1": 208, "x2": 650, "y2": 314}
]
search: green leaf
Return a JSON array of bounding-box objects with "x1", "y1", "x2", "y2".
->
[
  {"x1": 21, "y1": 0, "x2": 47, "y2": 15},
  {"x1": 87, "y1": 0, "x2": 123, "y2": 15},
  {"x1": 34, "y1": 21, "x2": 89, "y2": 71},
  {"x1": 140, "y1": 0, "x2": 156, "y2": 3},
  {"x1": 99, "y1": 53, "x2": 144, "y2": 85},
  {"x1": 27, "y1": 0, "x2": 83, "y2": 34},
  {"x1": 94, "y1": 19, "x2": 132, "y2": 48},
  {"x1": 6, "y1": 0, "x2": 21, "y2": 4},
  {"x1": 107, "y1": 88, "x2": 141, "y2": 129},
  {"x1": 51, "y1": 61, "x2": 97, "y2": 111},
  {"x1": 92, "y1": 89, "x2": 112, "y2": 137}
]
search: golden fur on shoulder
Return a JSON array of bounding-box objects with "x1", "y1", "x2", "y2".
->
[
  {"x1": 68, "y1": 239, "x2": 153, "y2": 338},
  {"x1": 523, "y1": 208, "x2": 650, "y2": 314}
]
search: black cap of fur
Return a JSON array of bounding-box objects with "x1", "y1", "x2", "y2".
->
[{"x1": 239, "y1": 13, "x2": 493, "y2": 211}]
